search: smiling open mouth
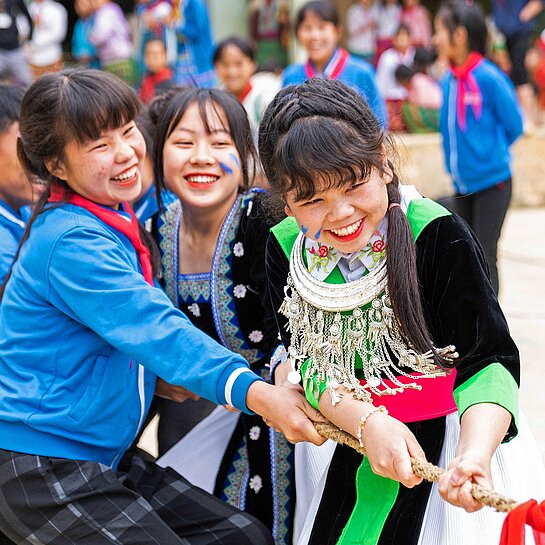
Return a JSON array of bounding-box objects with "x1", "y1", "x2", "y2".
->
[
  {"x1": 111, "y1": 166, "x2": 138, "y2": 186},
  {"x1": 185, "y1": 175, "x2": 220, "y2": 186},
  {"x1": 328, "y1": 218, "x2": 364, "y2": 241}
]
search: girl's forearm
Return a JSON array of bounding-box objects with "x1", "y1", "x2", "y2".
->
[{"x1": 457, "y1": 402, "x2": 512, "y2": 457}]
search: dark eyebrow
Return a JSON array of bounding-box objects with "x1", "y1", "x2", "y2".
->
[{"x1": 172, "y1": 127, "x2": 231, "y2": 136}]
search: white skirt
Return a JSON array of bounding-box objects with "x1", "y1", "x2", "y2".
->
[
  {"x1": 157, "y1": 406, "x2": 240, "y2": 494},
  {"x1": 294, "y1": 411, "x2": 545, "y2": 545}
]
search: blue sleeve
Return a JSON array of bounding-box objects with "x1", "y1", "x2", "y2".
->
[
  {"x1": 46, "y1": 226, "x2": 262, "y2": 413},
  {"x1": 490, "y1": 71, "x2": 523, "y2": 146},
  {"x1": 0, "y1": 229, "x2": 19, "y2": 286},
  {"x1": 177, "y1": 0, "x2": 206, "y2": 40}
]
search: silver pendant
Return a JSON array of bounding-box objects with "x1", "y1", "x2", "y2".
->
[{"x1": 288, "y1": 370, "x2": 301, "y2": 384}]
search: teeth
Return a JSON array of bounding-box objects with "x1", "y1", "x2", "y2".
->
[
  {"x1": 186, "y1": 175, "x2": 218, "y2": 184},
  {"x1": 112, "y1": 167, "x2": 137, "y2": 181},
  {"x1": 330, "y1": 219, "x2": 362, "y2": 237}
]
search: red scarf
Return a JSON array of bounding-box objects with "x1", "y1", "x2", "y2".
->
[
  {"x1": 500, "y1": 499, "x2": 545, "y2": 545},
  {"x1": 138, "y1": 67, "x2": 173, "y2": 104},
  {"x1": 48, "y1": 184, "x2": 153, "y2": 286},
  {"x1": 238, "y1": 81, "x2": 253, "y2": 103},
  {"x1": 304, "y1": 47, "x2": 350, "y2": 80},
  {"x1": 450, "y1": 52, "x2": 484, "y2": 131}
]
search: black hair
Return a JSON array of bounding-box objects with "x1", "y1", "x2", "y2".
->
[
  {"x1": 437, "y1": 0, "x2": 487, "y2": 56},
  {"x1": 395, "y1": 22, "x2": 411, "y2": 36},
  {"x1": 259, "y1": 78, "x2": 451, "y2": 367},
  {"x1": 1, "y1": 69, "x2": 159, "y2": 299},
  {"x1": 135, "y1": 107, "x2": 154, "y2": 156},
  {"x1": 0, "y1": 85, "x2": 25, "y2": 133},
  {"x1": 395, "y1": 64, "x2": 413, "y2": 83},
  {"x1": 295, "y1": 1, "x2": 339, "y2": 32},
  {"x1": 213, "y1": 36, "x2": 255, "y2": 65},
  {"x1": 149, "y1": 86, "x2": 257, "y2": 207},
  {"x1": 412, "y1": 47, "x2": 436, "y2": 73}
]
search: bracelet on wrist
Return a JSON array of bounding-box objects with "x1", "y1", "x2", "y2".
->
[{"x1": 356, "y1": 405, "x2": 388, "y2": 449}]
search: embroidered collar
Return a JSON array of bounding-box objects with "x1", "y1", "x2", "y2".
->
[{"x1": 303, "y1": 184, "x2": 422, "y2": 282}]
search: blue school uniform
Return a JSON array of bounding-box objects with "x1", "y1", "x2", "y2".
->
[
  {"x1": 439, "y1": 58, "x2": 523, "y2": 195},
  {"x1": 0, "y1": 200, "x2": 29, "y2": 284},
  {"x1": 282, "y1": 49, "x2": 388, "y2": 128},
  {"x1": 133, "y1": 185, "x2": 176, "y2": 223},
  {"x1": 0, "y1": 203, "x2": 260, "y2": 468}
]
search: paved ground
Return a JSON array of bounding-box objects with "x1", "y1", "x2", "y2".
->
[
  {"x1": 140, "y1": 207, "x2": 545, "y2": 462},
  {"x1": 499, "y1": 207, "x2": 545, "y2": 461}
]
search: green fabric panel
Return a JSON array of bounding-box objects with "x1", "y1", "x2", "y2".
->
[
  {"x1": 270, "y1": 216, "x2": 300, "y2": 260},
  {"x1": 453, "y1": 362, "x2": 519, "y2": 434},
  {"x1": 337, "y1": 457, "x2": 400, "y2": 545},
  {"x1": 300, "y1": 358, "x2": 321, "y2": 411},
  {"x1": 407, "y1": 198, "x2": 451, "y2": 242}
]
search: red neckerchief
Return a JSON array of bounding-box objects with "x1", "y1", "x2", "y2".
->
[
  {"x1": 304, "y1": 47, "x2": 350, "y2": 80},
  {"x1": 48, "y1": 184, "x2": 153, "y2": 286},
  {"x1": 500, "y1": 499, "x2": 545, "y2": 545},
  {"x1": 450, "y1": 52, "x2": 484, "y2": 131},
  {"x1": 238, "y1": 81, "x2": 253, "y2": 103},
  {"x1": 139, "y1": 67, "x2": 173, "y2": 104}
]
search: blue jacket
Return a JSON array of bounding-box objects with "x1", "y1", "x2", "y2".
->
[
  {"x1": 282, "y1": 55, "x2": 388, "y2": 129},
  {"x1": 493, "y1": 0, "x2": 545, "y2": 38},
  {"x1": 439, "y1": 59, "x2": 523, "y2": 195},
  {"x1": 0, "y1": 204, "x2": 260, "y2": 468},
  {"x1": 0, "y1": 200, "x2": 29, "y2": 284}
]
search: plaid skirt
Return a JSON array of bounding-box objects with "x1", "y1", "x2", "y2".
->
[{"x1": 0, "y1": 450, "x2": 273, "y2": 545}]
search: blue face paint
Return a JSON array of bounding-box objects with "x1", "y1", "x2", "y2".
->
[
  {"x1": 314, "y1": 228, "x2": 322, "y2": 240},
  {"x1": 228, "y1": 152, "x2": 241, "y2": 169},
  {"x1": 219, "y1": 161, "x2": 234, "y2": 175},
  {"x1": 301, "y1": 224, "x2": 308, "y2": 235}
]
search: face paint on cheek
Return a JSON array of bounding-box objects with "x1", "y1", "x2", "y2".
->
[
  {"x1": 228, "y1": 152, "x2": 241, "y2": 169},
  {"x1": 219, "y1": 161, "x2": 234, "y2": 175},
  {"x1": 301, "y1": 224, "x2": 308, "y2": 235},
  {"x1": 314, "y1": 227, "x2": 322, "y2": 240}
]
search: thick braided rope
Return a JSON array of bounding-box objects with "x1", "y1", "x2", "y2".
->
[{"x1": 313, "y1": 422, "x2": 519, "y2": 513}]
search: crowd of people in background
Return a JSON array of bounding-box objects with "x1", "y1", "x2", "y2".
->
[{"x1": 0, "y1": 0, "x2": 543, "y2": 133}]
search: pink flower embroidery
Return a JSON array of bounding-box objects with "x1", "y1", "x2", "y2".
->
[
  {"x1": 372, "y1": 240, "x2": 385, "y2": 253},
  {"x1": 318, "y1": 245, "x2": 329, "y2": 258}
]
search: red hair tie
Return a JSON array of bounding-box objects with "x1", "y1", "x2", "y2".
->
[{"x1": 389, "y1": 203, "x2": 401, "y2": 210}]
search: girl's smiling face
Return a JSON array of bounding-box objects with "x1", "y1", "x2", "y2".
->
[
  {"x1": 215, "y1": 44, "x2": 256, "y2": 98},
  {"x1": 284, "y1": 167, "x2": 391, "y2": 253},
  {"x1": 162, "y1": 101, "x2": 242, "y2": 211},
  {"x1": 296, "y1": 11, "x2": 340, "y2": 68},
  {"x1": 52, "y1": 121, "x2": 146, "y2": 208}
]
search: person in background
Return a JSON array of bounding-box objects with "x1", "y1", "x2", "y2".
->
[
  {"x1": 346, "y1": 0, "x2": 380, "y2": 65},
  {"x1": 0, "y1": 0, "x2": 33, "y2": 86},
  {"x1": 87, "y1": 0, "x2": 135, "y2": 85},
  {"x1": 0, "y1": 85, "x2": 36, "y2": 285},
  {"x1": 249, "y1": 0, "x2": 290, "y2": 69},
  {"x1": 492, "y1": 0, "x2": 545, "y2": 130},
  {"x1": 213, "y1": 36, "x2": 280, "y2": 142},
  {"x1": 282, "y1": 0, "x2": 387, "y2": 128},
  {"x1": 395, "y1": 46, "x2": 442, "y2": 132},
  {"x1": 139, "y1": 38, "x2": 174, "y2": 104},
  {"x1": 72, "y1": 0, "x2": 98, "y2": 68},
  {"x1": 375, "y1": 23, "x2": 415, "y2": 130},
  {"x1": 135, "y1": 0, "x2": 176, "y2": 81},
  {"x1": 173, "y1": 0, "x2": 216, "y2": 88},
  {"x1": 435, "y1": 0, "x2": 523, "y2": 295},
  {"x1": 27, "y1": 0, "x2": 67, "y2": 79},
  {"x1": 400, "y1": 0, "x2": 432, "y2": 49},
  {"x1": 376, "y1": 0, "x2": 401, "y2": 63}
]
